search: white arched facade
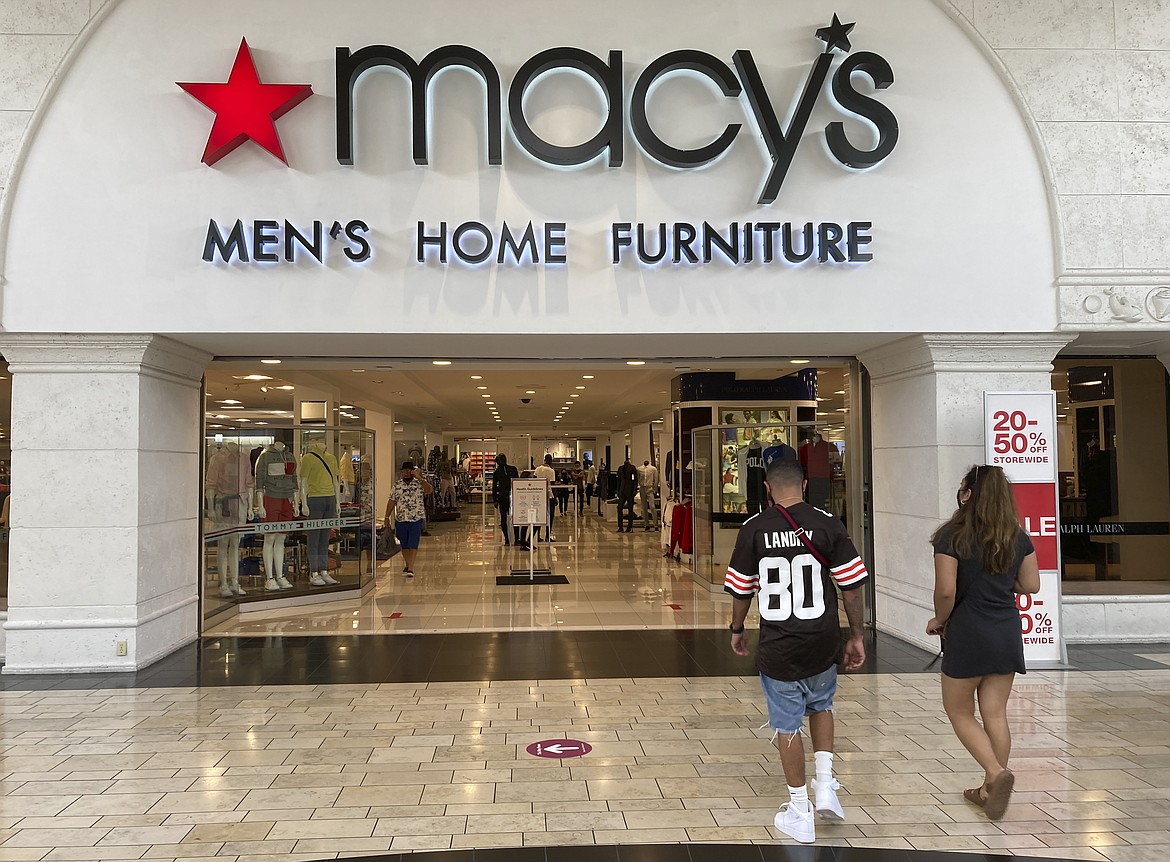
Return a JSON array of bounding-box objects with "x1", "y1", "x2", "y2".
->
[{"x1": 3, "y1": 0, "x2": 1157, "y2": 671}]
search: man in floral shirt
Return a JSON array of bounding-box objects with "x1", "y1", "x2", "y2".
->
[{"x1": 386, "y1": 460, "x2": 432, "y2": 577}]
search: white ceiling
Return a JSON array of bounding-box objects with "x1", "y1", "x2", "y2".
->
[{"x1": 205, "y1": 357, "x2": 851, "y2": 436}]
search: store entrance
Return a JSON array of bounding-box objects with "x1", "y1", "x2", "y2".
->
[{"x1": 198, "y1": 357, "x2": 869, "y2": 636}]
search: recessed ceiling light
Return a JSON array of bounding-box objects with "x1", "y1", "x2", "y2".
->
[
  {"x1": 554, "y1": 418, "x2": 561, "y2": 422},
  {"x1": 433, "y1": 360, "x2": 452, "y2": 366},
  {"x1": 835, "y1": 390, "x2": 846, "y2": 395},
  {"x1": 233, "y1": 374, "x2": 272, "y2": 381},
  {"x1": 790, "y1": 359, "x2": 811, "y2": 365},
  {"x1": 582, "y1": 375, "x2": 594, "y2": 379},
  {"x1": 626, "y1": 360, "x2": 645, "y2": 366},
  {"x1": 352, "y1": 369, "x2": 366, "y2": 373},
  {"x1": 340, "y1": 404, "x2": 355, "y2": 409},
  {"x1": 471, "y1": 375, "x2": 482, "y2": 380},
  {"x1": 486, "y1": 401, "x2": 494, "y2": 405},
  {"x1": 477, "y1": 386, "x2": 488, "y2": 390},
  {"x1": 575, "y1": 385, "x2": 586, "y2": 389},
  {"x1": 481, "y1": 394, "x2": 491, "y2": 398},
  {"x1": 217, "y1": 399, "x2": 242, "y2": 405},
  {"x1": 525, "y1": 390, "x2": 536, "y2": 395},
  {"x1": 565, "y1": 401, "x2": 572, "y2": 405},
  {"x1": 274, "y1": 385, "x2": 295, "y2": 391},
  {"x1": 261, "y1": 359, "x2": 282, "y2": 365},
  {"x1": 570, "y1": 394, "x2": 580, "y2": 398}
]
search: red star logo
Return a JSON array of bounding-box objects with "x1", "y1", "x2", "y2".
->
[{"x1": 178, "y1": 38, "x2": 312, "y2": 166}]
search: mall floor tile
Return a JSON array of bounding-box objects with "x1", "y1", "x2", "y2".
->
[{"x1": 3, "y1": 509, "x2": 1166, "y2": 862}]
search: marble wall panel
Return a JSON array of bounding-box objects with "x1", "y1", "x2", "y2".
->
[
  {"x1": 10, "y1": 371, "x2": 140, "y2": 449},
  {"x1": 1120, "y1": 195, "x2": 1170, "y2": 269},
  {"x1": 872, "y1": 445, "x2": 943, "y2": 521},
  {"x1": 973, "y1": 0, "x2": 1115, "y2": 49},
  {"x1": 1057, "y1": 194, "x2": 1125, "y2": 268},
  {"x1": 1119, "y1": 51, "x2": 1170, "y2": 121},
  {"x1": 138, "y1": 450, "x2": 199, "y2": 527},
  {"x1": 10, "y1": 446, "x2": 139, "y2": 527},
  {"x1": 1039, "y1": 121, "x2": 1121, "y2": 194},
  {"x1": 137, "y1": 372, "x2": 202, "y2": 454},
  {"x1": 0, "y1": 34, "x2": 72, "y2": 110},
  {"x1": 999, "y1": 50, "x2": 1118, "y2": 122},
  {"x1": 869, "y1": 376, "x2": 938, "y2": 450},
  {"x1": 1115, "y1": 0, "x2": 1170, "y2": 50},
  {"x1": 6, "y1": 524, "x2": 139, "y2": 606},
  {"x1": 0, "y1": 108, "x2": 29, "y2": 193},
  {"x1": 0, "y1": 0, "x2": 91, "y2": 34},
  {"x1": 136, "y1": 518, "x2": 200, "y2": 603},
  {"x1": 1120, "y1": 123, "x2": 1170, "y2": 194}
]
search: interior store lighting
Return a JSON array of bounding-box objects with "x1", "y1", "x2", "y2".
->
[
  {"x1": 583, "y1": 375, "x2": 594, "y2": 379},
  {"x1": 433, "y1": 360, "x2": 452, "y2": 365},
  {"x1": 471, "y1": 375, "x2": 482, "y2": 379},
  {"x1": 790, "y1": 359, "x2": 811, "y2": 364},
  {"x1": 575, "y1": 385, "x2": 586, "y2": 389},
  {"x1": 626, "y1": 360, "x2": 645, "y2": 366},
  {"x1": 261, "y1": 359, "x2": 282, "y2": 364},
  {"x1": 233, "y1": 374, "x2": 271, "y2": 381}
]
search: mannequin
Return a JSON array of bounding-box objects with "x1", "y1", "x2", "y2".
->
[
  {"x1": 739, "y1": 431, "x2": 766, "y2": 515},
  {"x1": 299, "y1": 438, "x2": 341, "y2": 586},
  {"x1": 254, "y1": 439, "x2": 298, "y2": 591},
  {"x1": 206, "y1": 441, "x2": 253, "y2": 598},
  {"x1": 799, "y1": 432, "x2": 832, "y2": 510},
  {"x1": 338, "y1": 447, "x2": 356, "y2": 502}
]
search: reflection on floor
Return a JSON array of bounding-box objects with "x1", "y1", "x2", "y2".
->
[{"x1": 205, "y1": 508, "x2": 732, "y2": 636}]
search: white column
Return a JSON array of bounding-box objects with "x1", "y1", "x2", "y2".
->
[
  {"x1": 859, "y1": 334, "x2": 1070, "y2": 651},
  {"x1": 365, "y1": 407, "x2": 395, "y2": 519},
  {"x1": 0, "y1": 334, "x2": 210, "y2": 673}
]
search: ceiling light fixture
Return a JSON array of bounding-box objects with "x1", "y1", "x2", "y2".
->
[
  {"x1": 575, "y1": 385, "x2": 586, "y2": 389},
  {"x1": 260, "y1": 359, "x2": 282, "y2": 365},
  {"x1": 433, "y1": 360, "x2": 452, "y2": 366},
  {"x1": 582, "y1": 375, "x2": 594, "y2": 379},
  {"x1": 470, "y1": 375, "x2": 482, "y2": 380},
  {"x1": 525, "y1": 390, "x2": 536, "y2": 395},
  {"x1": 340, "y1": 404, "x2": 355, "y2": 409},
  {"x1": 217, "y1": 399, "x2": 242, "y2": 405},
  {"x1": 790, "y1": 359, "x2": 811, "y2": 365},
  {"x1": 233, "y1": 374, "x2": 272, "y2": 381},
  {"x1": 626, "y1": 360, "x2": 645, "y2": 366},
  {"x1": 351, "y1": 369, "x2": 366, "y2": 373}
]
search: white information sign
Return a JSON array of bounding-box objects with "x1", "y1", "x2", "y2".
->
[
  {"x1": 984, "y1": 392, "x2": 1066, "y2": 666},
  {"x1": 511, "y1": 479, "x2": 548, "y2": 527},
  {"x1": 984, "y1": 391, "x2": 1057, "y2": 482}
]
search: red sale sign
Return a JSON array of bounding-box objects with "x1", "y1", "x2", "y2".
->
[{"x1": 1011, "y1": 482, "x2": 1058, "y2": 570}]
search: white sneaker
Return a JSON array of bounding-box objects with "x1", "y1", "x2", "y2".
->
[
  {"x1": 232, "y1": 583, "x2": 247, "y2": 597},
  {"x1": 774, "y1": 802, "x2": 815, "y2": 843},
  {"x1": 218, "y1": 584, "x2": 235, "y2": 599},
  {"x1": 264, "y1": 578, "x2": 279, "y2": 591},
  {"x1": 309, "y1": 573, "x2": 327, "y2": 586},
  {"x1": 275, "y1": 576, "x2": 294, "y2": 590},
  {"x1": 813, "y1": 778, "x2": 845, "y2": 820},
  {"x1": 320, "y1": 572, "x2": 339, "y2": 585}
]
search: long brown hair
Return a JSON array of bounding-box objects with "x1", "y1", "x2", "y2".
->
[{"x1": 930, "y1": 465, "x2": 1022, "y2": 574}]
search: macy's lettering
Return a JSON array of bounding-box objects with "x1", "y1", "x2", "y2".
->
[{"x1": 335, "y1": 15, "x2": 897, "y2": 205}]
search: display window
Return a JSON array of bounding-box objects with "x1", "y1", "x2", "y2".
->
[
  {"x1": 202, "y1": 425, "x2": 376, "y2": 626},
  {"x1": 1053, "y1": 358, "x2": 1170, "y2": 594}
]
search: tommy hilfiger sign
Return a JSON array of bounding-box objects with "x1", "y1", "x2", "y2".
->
[{"x1": 185, "y1": 14, "x2": 896, "y2": 267}]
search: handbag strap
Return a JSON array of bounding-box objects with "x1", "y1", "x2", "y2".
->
[
  {"x1": 772, "y1": 503, "x2": 831, "y2": 570},
  {"x1": 309, "y1": 450, "x2": 335, "y2": 481}
]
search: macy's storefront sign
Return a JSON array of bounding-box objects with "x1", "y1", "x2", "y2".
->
[{"x1": 180, "y1": 14, "x2": 898, "y2": 268}]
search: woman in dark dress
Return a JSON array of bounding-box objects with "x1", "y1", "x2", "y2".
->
[{"x1": 926, "y1": 465, "x2": 1040, "y2": 821}]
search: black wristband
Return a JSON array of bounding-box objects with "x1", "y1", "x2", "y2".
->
[{"x1": 729, "y1": 623, "x2": 745, "y2": 634}]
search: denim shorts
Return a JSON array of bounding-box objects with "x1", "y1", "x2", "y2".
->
[{"x1": 759, "y1": 666, "x2": 838, "y2": 734}]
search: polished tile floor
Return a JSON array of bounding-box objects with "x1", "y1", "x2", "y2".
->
[
  {"x1": 4, "y1": 508, "x2": 1169, "y2": 862},
  {"x1": 204, "y1": 509, "x2": 730, "y2": 637}
]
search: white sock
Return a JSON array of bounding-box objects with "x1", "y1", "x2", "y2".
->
[
  {"x1": 815, "y1": 750, "x2": 834, "y2": 783},
  {"x1": 787, "y1": 784, "x2": 811, "y2": 813}
]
